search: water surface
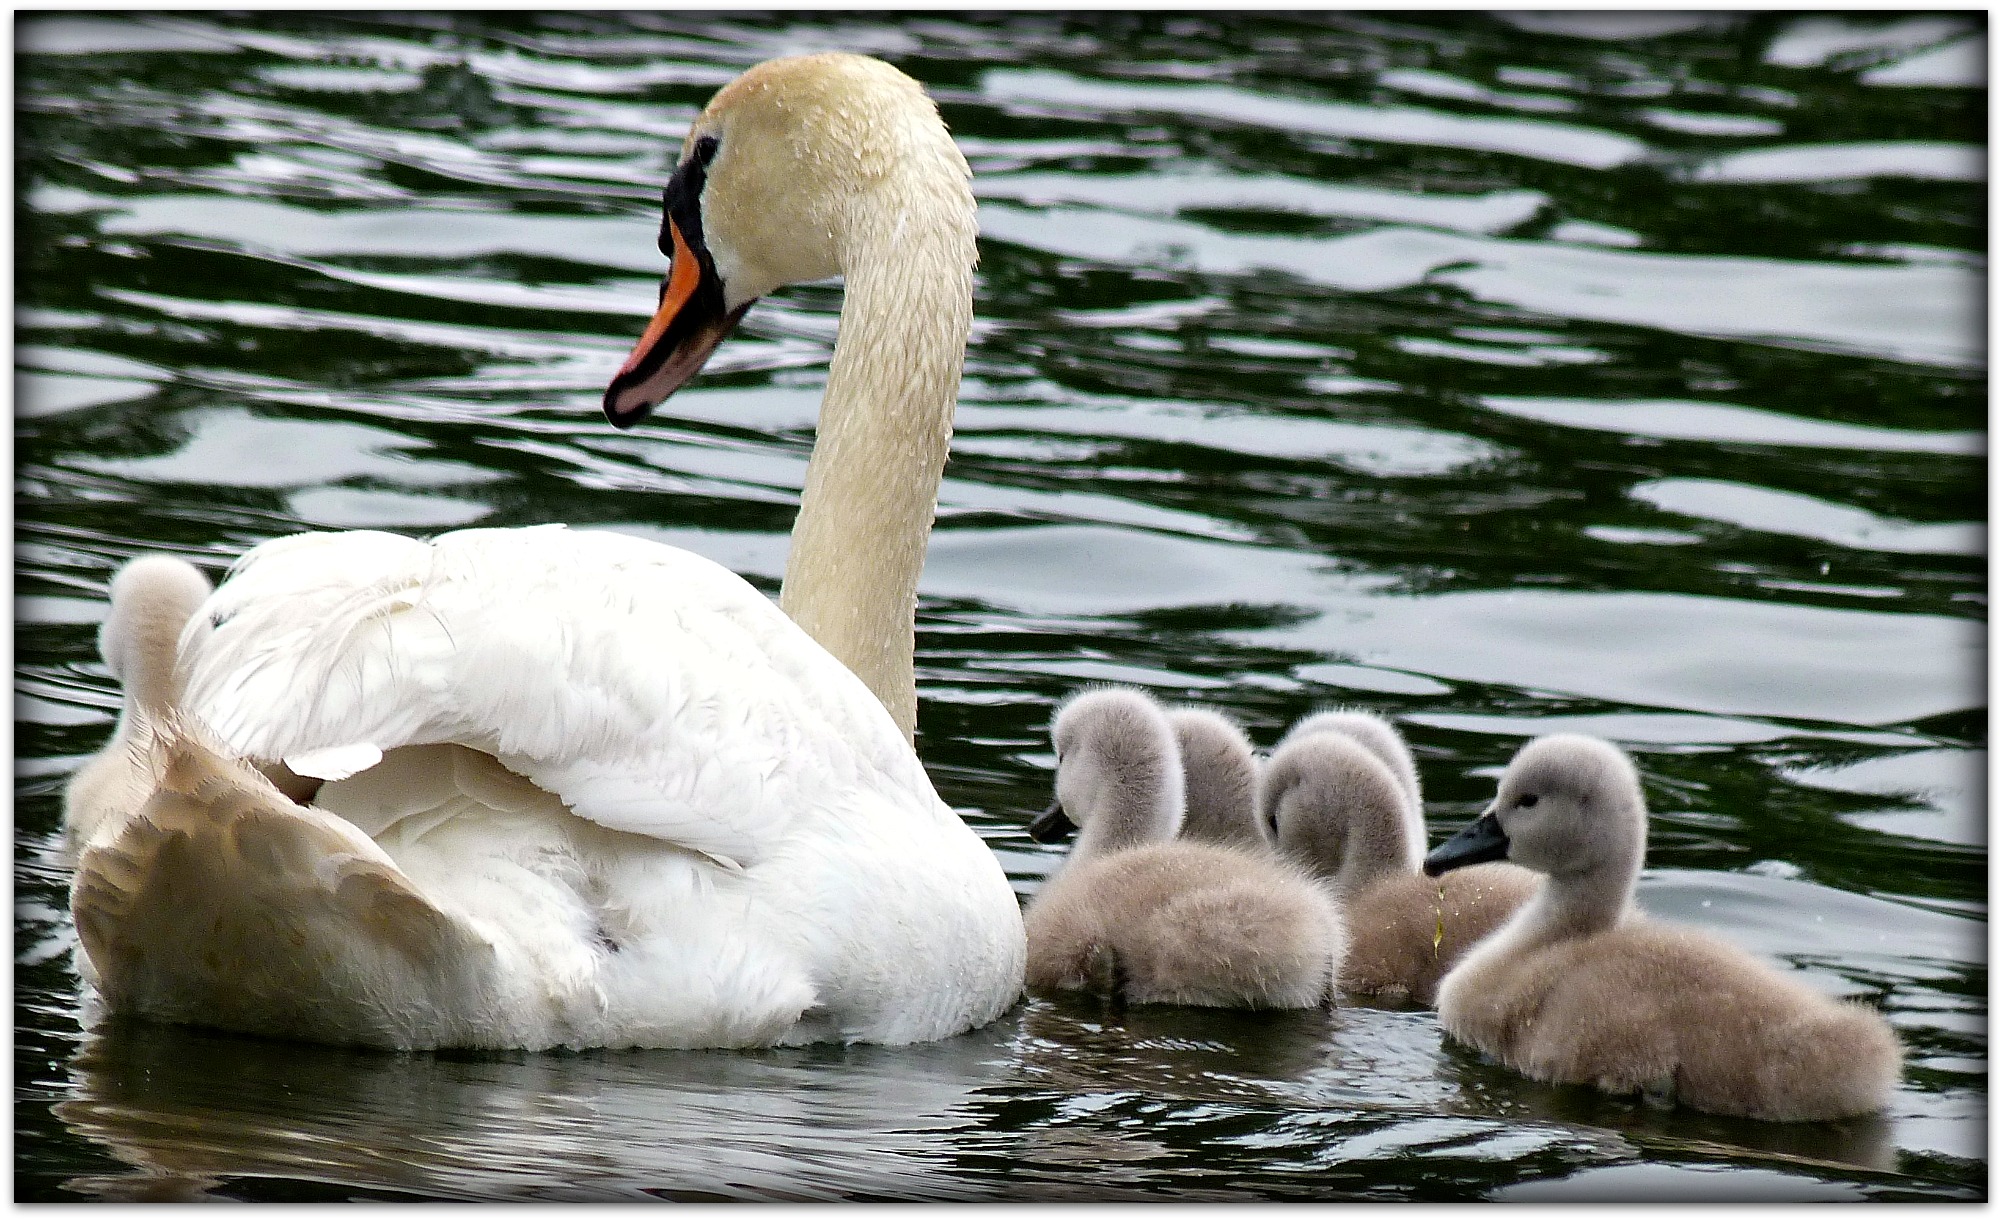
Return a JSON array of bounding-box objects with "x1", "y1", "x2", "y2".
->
[{"x1": 15, "y1": 10, "x2": 1985, "y2": 1202}]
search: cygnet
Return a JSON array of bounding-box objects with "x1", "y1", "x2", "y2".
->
[
  {"x1": 1025, "y1": 688, "x2": 1345, "y2": 1008},
  {"x1": 1263, "y1": 713, "x2": 1535, "y2": 1004},
  {"x1": 63, "y1": 555, "x2": 214, "y2": 853},
  {"x1": 1425, "y1": 733, "x2": 1902, "y2": 1122}
]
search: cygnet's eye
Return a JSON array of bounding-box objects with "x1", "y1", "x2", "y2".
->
[{"x1": 1516, "y1": 793, "x2": 1540, "y2": 809}]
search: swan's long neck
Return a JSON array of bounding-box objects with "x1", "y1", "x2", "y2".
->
[{"x1": 779, "y1": 176, "x2": 974, "y2": 742}]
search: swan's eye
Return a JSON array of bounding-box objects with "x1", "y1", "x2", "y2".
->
[
  {"x1": 659, "y1": 136, "x2": 724, "y2": 256},
  {"x1": 1517, "y1": 793, "x2": 1540, "y2": 809}
]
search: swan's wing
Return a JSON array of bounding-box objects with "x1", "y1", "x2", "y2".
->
[
  {"x1": 181, "y1": 526, "x2": 937, "y2": 866},
  {"x1": 71, "y1": 720, "x2": 499, "y2": 1046}
]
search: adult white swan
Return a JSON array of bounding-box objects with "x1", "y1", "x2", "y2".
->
[{"x1": 65, "y1": 52, "x2": 1026, "y2": 1050}]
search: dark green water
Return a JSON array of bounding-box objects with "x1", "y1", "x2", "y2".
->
[{"x1": 14, "y1": 10, "x2": 1985, "y2": 1202}]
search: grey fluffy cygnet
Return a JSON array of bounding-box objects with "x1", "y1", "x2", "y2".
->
[
  {"x1": 63, "y1": 555, "x2": 214, "y2": 853},
  {"x1": 1024, "y1": 688, "x2": 1346, "y2": 1009},
  {"x1": 1425, "y1": 734, "x2": 1902, "y2": 1122},
  {"x1": 1281, "y1": 708, "x2": 1424, "y2": 820},
  {"x1": 1263, "y1": 712, "x2": 1535, "y2": 1005},
  {"x1": 1165, "y1": 706, "x2": 1264, "y2": 848}
]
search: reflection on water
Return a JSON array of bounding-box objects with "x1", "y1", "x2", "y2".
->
[
  {"x1": 15, "y1": 9, "x2": 1984, "y2": 1202},
  {"x1": 58, "y1": 1021, "x2": 1023, "y2": 1202},
  {"x1": 50, "y1": 1000, "x2": 1936, "y2": 1203}
]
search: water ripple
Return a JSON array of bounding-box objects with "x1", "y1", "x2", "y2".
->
[{"x1": 16, "y1": 11, "x2": 1982, "y2": 1203}]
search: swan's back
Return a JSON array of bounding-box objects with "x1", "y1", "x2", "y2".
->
[
  {"x1": 77, "y1": 527, "x2": 1023, "y2": 1049},
  {"x1": 184, "y1": 527, "x2": 941, "y2": 862}
]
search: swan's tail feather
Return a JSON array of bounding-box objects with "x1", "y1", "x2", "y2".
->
[{"x1": 71, "y1": 720, "x2": 496, "y2": 1049}]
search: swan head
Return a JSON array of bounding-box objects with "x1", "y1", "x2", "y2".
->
[
  {"x1": 604, "y1": 52, "x2": 973, "y2": 427},
  {"x1": 1424, "y1": 734, "x2": 1646, "y2": 881},
  {"x1": 1031, "y1": 688, "x2": 1184, "y2": 851},
  {"x1": 1261, "y1": 731, "x2": 1414, "y2": 890}
]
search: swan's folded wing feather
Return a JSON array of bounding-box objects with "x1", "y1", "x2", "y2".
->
[{"x1": 180, "y1": 526, "x2": 938, "y2": 865}]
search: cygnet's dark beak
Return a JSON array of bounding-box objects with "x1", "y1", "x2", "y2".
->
[
  {"x1": 1028, "y1": 798, "x2": 1076, "y2": 844},
  {"x1": 1423, "y1": 806, "x2": 1510, "y2": 877}
]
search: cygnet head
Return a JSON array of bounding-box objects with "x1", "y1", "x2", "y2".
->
[
  {"x1": 604, "y1": 52, "x2": 974, "y2": 426},
  {"x1": 1425, "y1": 734, "x2": 1646, "y2": 885},
  {"x1": 99, "y1": 555, "x2": 214, "y2": 719},
  {"x1": 1166, "y1": 706, "x2": 1262, "y2": 846},
  {"x1": 1280, "y1": 707, "x2": 1423, "y2": 857},
  {"x1": 1282, "y1": 709, "x2": 1421, "y2": 808},
  {"x1": 1261, "y1": 731, "x2": 1416, "y2": 895},
  {"x1": 1031, "y1": 688, "x2": 1184, "y2": 858}
]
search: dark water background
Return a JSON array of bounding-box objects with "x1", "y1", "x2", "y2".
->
[{"x1": 14, "y1": 10, "x2": 1986, "y2": 1201}]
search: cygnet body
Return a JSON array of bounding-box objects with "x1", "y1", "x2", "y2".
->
[
  {"x1": 1025, "y1": 688, "x2": 1345, "y2": 1008},
  {"x1": 1426, "y1": 734, "x2": 1901, "y2": 1122},
  {"x1": 1165, "y1": 707, "x2": 1263, "y2": 848},
  {"x1": 1263, "y1": 713, "x2": 1534, "y2": 1005},
  {"x1": 63, "y1": 555, "x2": 214, "y2": 853}
]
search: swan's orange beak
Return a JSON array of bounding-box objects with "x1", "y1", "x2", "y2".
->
[{"x1": 602, "y1": 217, "x2": 748, "y2": 429}]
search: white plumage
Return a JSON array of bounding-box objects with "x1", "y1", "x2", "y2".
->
[
  {"x1": 191, "y1": 527, "x2": 934, "y2": 865},
  {"x1": 65, "y1": 53, "x2": 1028, "y2": 1051},
  {"x1": 76, "y1": 526, "x2": 1021, "y2": 1050}
]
